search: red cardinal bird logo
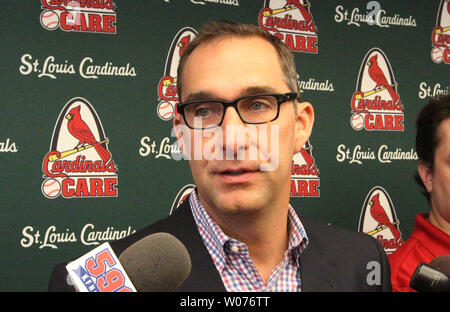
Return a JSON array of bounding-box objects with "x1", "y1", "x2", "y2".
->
[
  {"x1": 367, "y1": 54, "x2": 400, "y2": 105},
  {"x1": 178, "y1": 34, "x2": 191, "y2": 57},
  {"x1": 300, "y1": 141, "x2": 315, "y2": 169},
  {"x1": 369, "y1": 194, "x2": 401, "y2": 243},
  {"x1": 66, "y1": 106, "x2": 111, "y2": 163},
  {"x1": 285, "y1": 0, "x2": 312, "y2": 23}
]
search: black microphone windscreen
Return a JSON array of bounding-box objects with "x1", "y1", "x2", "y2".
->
[
  {"x1": 429, "y1": 254, "x2": 450, "y2": 277},
  {"x1": 118, "y1": 232, "x2": 192, "y2": 292},
  {"x1": 410, "y1": 256, "x2": 450, "y2": 292}
]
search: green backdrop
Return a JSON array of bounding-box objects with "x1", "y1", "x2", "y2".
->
[{"x1": 0, "y1": 0, "x2": 448, "y2": 291}]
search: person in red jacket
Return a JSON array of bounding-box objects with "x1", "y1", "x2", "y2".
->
[{"x1": 388, "y1": 94, "x2": 450, "y2": 292}]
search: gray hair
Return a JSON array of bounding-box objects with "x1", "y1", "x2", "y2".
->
[{"x1": 176, "y1": 20, "x2": 300, "y2": 103}]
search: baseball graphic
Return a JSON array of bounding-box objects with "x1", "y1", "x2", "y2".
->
[
  {"x1": 431, "y1": 47, "x2": 444, "y2": 64},
  {"x1": 351, "y1": 113, "x2": 365, "y2": 131},
  {"x1": 157, "y1": 102, "x2": 175, "y2": 121},
  {"x1": 42, "y1": 178, "x2": 61, "y2": 199},
  {"x1": 40, "y1": 10, "x2": 60, "y2": 31}
]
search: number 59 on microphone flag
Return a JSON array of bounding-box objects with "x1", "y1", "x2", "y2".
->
[{"x1": 66, "y1": 242, "x2": 137, "y2": 292}]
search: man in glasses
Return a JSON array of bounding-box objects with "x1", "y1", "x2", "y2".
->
[
  {"x1": 170, "y1": 20, "x2": 391, "y2": 291},
  {"x1": 48, "y1": 20, "x2": 391, "y2": 292}
]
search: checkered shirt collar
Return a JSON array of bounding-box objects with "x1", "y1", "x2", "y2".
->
[{"x1": 189, "y1": 188, "x2": 309, "y2": 272}]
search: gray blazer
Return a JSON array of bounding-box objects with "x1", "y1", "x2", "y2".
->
[{"x1": 48, "y1": 197, "x2": 392, "y2": 292}]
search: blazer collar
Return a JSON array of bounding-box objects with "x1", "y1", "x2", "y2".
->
[
  {"x1": 171, "y1": 199, "x2": 226, "y2": 292},
  {"x1": 298, "y1": 245, "x2": 337, "y2": 291},
  {"x1": 298, "y1": 218, "x2": 339, "y2": 292},
  {"x1": 173, "y1": 197, "x2": 339, "y2": 292}
]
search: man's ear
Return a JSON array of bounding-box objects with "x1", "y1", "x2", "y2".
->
[
  {"x1": 418, "y1": 161, "x2": 433, "y2": 193},
  {"x1": 294, "y1": 101, "x2": 314, "y2": 154},
  {"x1": 173, "y1": 111, "x2": 189, "y2": 158}
]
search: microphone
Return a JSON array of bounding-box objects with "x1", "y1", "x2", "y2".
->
[
  {"x1": 66, "y1": 232, "x2": 192, "y2": 292},
  {"x1": 409, "y1": 255, "x2": 450, "y2": 292},
  {"x1": 119, "y1": 232, "x2": 191, "y2": 291}
]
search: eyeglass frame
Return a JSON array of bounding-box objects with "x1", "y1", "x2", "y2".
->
[{"x1": 176, "y1": 92, "x2": 298, "y2": 130}]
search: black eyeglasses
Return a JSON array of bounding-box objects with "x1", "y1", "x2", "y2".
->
[{"x1": 177, "y1": 92, "x2": 298, "y2": 129}]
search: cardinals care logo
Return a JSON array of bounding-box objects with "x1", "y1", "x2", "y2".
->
[
  {"x1": 350, "y1": 48, "x2": 404, "y2": 132},
  {"x1": 169, "y1": 184, "x2": 195, "y2": 215},
  {"x1": 41, "y1": 98, "x2": 118, "y2": 199},
  {"x1": 431, "y1": 0, "x2": 450, "y2": 64},
  {"x1": 156, "y1": 27, "x2": 198, "y2": 121},
  {"x1": 290, "y1": 140, "x2": 320, "y2": 197},
  {"x1": 39, "y1": 0, "x2": 117, "y2": 34},
  {"x1": 358, "y1": 186, "x2": 403, "y2": 254},
  {"x1": 258, "y1": 0, "x2": 318, "y2": 53}
]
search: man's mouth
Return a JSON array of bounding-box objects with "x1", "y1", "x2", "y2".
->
[
  {"x1": 222, "y1": 170, "x2": 247, "y2": 176},
  {"x1": 215, "y1": 167, "x2": 259, "y2": 184}
]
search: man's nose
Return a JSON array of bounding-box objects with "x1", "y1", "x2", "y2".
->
[
  {"x1": 221, "y1": 106, "x2": 244, "y2": 127},
  {"x1": 220, "y1": 107, "x2": 249, "y2": 160}
]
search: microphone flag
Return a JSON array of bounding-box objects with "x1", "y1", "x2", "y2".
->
[{"x1": 66, "y1": 242, "x2": 137, "y2": 292}]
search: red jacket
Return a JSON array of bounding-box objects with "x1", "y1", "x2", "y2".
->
[{"x1": 388, "y1": 213, "x2": 450, "y2": 292}]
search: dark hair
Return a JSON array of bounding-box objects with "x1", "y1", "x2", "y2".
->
[
  {"x1": 176, "y1": 20, "x2": 300, "y2": 103},
  {"x1": 415, "y1": 94, "x2": 450, "y2": 201}
]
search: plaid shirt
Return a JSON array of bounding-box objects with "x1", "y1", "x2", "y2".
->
[{"x1": 189, "y1": 189, "x2": 309, "y2": 292}]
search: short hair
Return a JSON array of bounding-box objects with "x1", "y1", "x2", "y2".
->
[
  {"x1": 414, "y1": 94, "x2": 450, "y2": 202},
  {"x1": 176, "y1": 20, "x2": 300, "y2": 103}
]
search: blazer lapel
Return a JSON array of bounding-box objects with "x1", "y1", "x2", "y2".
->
[
  {"x1": 171, "y1": 200, "x2": 226, "y2": 292},
  {"x1": 172, "y1": 200, "x2": 341, "y2": 292},
  {"x1": 297, "y1": 218, "x2": 340, "y2": 292},
  {"x1": 299, "y1": 245, "x2": 338, "y2": 291}
]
